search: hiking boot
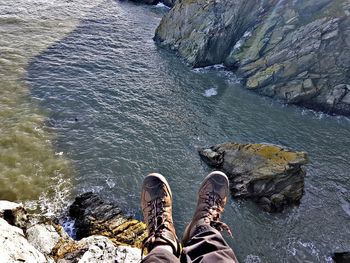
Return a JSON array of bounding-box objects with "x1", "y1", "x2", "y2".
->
[
  {"x1": 183, "y1": 171, "x2": 232, "y2": 244},
  {"x1": 141, "y1": 173, "x2": 181, "y2": 257}
]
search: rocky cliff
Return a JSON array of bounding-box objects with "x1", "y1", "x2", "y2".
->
[
  {"x1": 0, "y1": 196, "x2": 145, "y2": 263},
  {"x1": 155, "y1": 0, "x2": 350, "y2": 115}
]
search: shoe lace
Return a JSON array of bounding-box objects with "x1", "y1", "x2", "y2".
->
[
  {"x1": 202, "y1": 191, "x2": 233, "y2": 237},
  {"x1": 141, "y1": 194, "x2": 168, "y2": 255}
]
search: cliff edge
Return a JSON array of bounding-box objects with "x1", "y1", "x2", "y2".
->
[{"x1": 155, "y1": 0, "x2": 350, "y2": 116}]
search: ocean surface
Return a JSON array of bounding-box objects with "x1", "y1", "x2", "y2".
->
[{"x1": 1, "y1": 0, "x2": 350, "y2": 262}]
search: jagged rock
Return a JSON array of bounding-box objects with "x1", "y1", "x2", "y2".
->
[
  {"x1": 26, "y1": 223, "x2": 63, "y2": 255},
  {"x1": 0, "y1": 218, "x2": 54, "y2": 263},
  {"x1": 55, "y1": 235, "x2": 142, "y2": 263},
  {"x1": 0, "y1": 200, "x2": 28, "y2": 228},
  {"x1": 199, "y1": 142, "x2": 308, "y2": 212},
  {"x1": 69, "y1": 192, "x2": 147, "y2": 248},
  {"x1": 155, "y1": 0, "x2": 350, "y2": 116},
  {"x1": 0, "y1": 199, "x2": 144, "y2": 262},
  {"x1": 155, "y1": 0, "x2": 261, "y2": 67},
  {"x1": 332, "y1": 252, "x2": 350, "y2": 263}
]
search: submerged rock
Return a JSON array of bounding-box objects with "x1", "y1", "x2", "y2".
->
[
  {"x1": 199, "y1": 142, "x2": 308, "y2": 212},
  {"x1": 69, "y1": 192, "x2": 147, "y2": 248},
  {"x1": 155, "y1": 0, "x2": 350, "y2": 116}
]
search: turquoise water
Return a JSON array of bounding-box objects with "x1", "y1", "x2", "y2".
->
[{"x1": 17, "y1": 0, "x2": 350, "y2": 262}]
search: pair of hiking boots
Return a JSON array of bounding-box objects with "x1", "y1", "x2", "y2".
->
[{"x1": 141, "y1": 171, "x2": 231, "y2": 257}]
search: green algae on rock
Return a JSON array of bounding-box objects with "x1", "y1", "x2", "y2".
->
[
  {"x1": 199, "y1": 142, "x2": 308, "y2": 212},
  {"x1": 155, "y1": 0, "x2": 350, "y2": 116}
]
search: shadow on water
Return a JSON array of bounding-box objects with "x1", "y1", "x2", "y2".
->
[{"x1": 27, "y1": 0, "x2": 350, "y2": 262}]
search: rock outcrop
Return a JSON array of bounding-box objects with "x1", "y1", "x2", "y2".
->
[
  {"x1": 0, "y1": 218, "x2": 52, "y2": 263},
  {"x1": 155, "y1": 0, "x2": 350, "y2": 116},
  {"x1": 69, "y1": 192, "x2": 147, "y2": 248},
  {"x1": 199, "y1": 142, "x2": 308, "y2": 212},
  {"x1": 0, "y1": 199, "x2": 143, "y2": 263}
]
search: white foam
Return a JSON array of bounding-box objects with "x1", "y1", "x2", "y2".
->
[
  {"x1": 192, "y1": 64, "x2": 226, "y2": 73},
  {"x1": 244, "y1": 255, "x2": 262, "y2": 263},
  {"x1": 204, "y1": 88, "x2": 218, "y2": 97},
  {"x1": 156, "y1": 2, "x2": 170, "y2": 8}
]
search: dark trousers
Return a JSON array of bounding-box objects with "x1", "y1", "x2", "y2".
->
[{"x1": 142, "y1": 225, "x2": 239, "y2": 263}]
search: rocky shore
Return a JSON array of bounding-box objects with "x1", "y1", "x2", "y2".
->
[
  {"x1": 0, "y1": 194, "x2": 147, "y2": 263},
  {"x1": 1, "y1": 184, "x2": 348, "y2": 262},
  {"x1": 154, "y1": 0, "x2": 350, "y2": 116}
]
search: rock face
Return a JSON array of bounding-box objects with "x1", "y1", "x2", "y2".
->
[
  {"x1": 0, "y1": 218, "x2": 52, "y2": 263},
  {"x1": 155, "y1": 0, "x2": 350, "y2": 116},
  {"x1": 199, "y1": 142, "x2": 308, "y2": 212},
  {"x1": 69, "y1": 192, "x2": 147, "y2": 248}
]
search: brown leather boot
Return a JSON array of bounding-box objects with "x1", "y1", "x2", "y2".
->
[
  {"x1": 141, "y1": 173, "x2": 181, "y2": 257},
  {"x1": 183, "y1": 171, "x2": 232, "y2": 244}
]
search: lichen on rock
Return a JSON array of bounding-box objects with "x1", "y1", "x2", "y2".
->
[
  {"x1": 155, "y1": 0, "x2": 350, "y2": 115},
  {"x1": 199, "y1": 142, "x2": 309, "y2": 212},
  {"x1": 69, "y1": 192, "x2": 147, "y2": 248}
]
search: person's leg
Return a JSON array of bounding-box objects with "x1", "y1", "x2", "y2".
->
[
  {"x1": 140, "y1": 173, "x2": 181, "y2": 263},
  {"x1": 142, "y1": 247, "x2": 179, "y2": 263},
  {"x1": 181, "y1": 171, "x2": 239, "y2": 263}
]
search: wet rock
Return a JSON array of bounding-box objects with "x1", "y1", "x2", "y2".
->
[
  {"x1": 155, "y1": 0, "x2": 261, "y2": 67},
  {"x1": 0, "y1": 218, "x2": 53, "y2": 263},
  {"x1": 129, "y1": 0, "x2": 159, "y2": 5},
  {"x1": 155, "y1": 0, "x2": 350, "y2": 115},
  {"x1": 199, "y1": 142, "x2": 308, "y2": 212},
  {"x1": 55, "y1": 236, "x2": 142, "y2": 263},
  {"x1": 69, "y1": 192, "x2": 147, "y2": 248},
  {"x1": 332, "y1": 252, "x2": 350, "y2": 263},
  {"x1": 0, "y1": 200, "x2": 28, "y2": 228}
]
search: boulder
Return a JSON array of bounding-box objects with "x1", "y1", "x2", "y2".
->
[
  {"x1": 54, "y1": 236, "x2": 141, "y2": 263},
  {"x1": 69, "y1": 192, "x2": 147, "y2": 248},
  {"x1": 155, "y1": 0, "x2": 350, "y2": 116},
  {"x1": 26, "y1": 223, "x2": 63, "y2": 255},
  {"x1": 0, "y1": 218, "x2": 53, "y2": 263},
  {"x1": 199, "y1": 142, "x2": 308, "y2": 212}
]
